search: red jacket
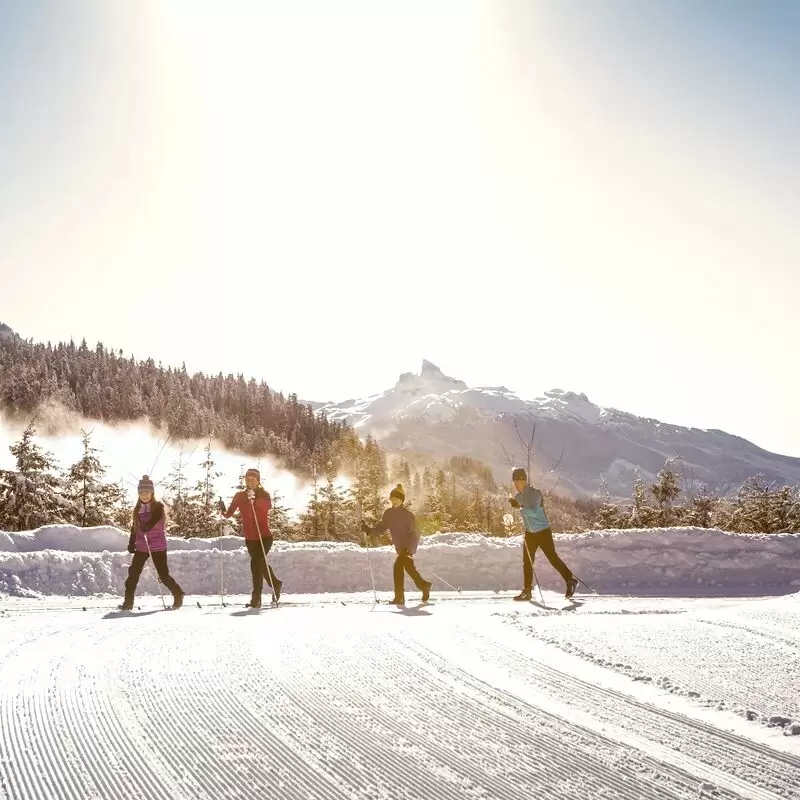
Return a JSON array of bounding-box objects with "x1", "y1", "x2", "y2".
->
[{"x1": 223, "y1": 488, "x2": 272, "y2": 540}]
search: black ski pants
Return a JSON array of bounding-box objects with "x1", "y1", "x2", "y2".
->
[
  {"x1": 522, "y1": 528, "x2": 572, "y2": 589},
  {"x1": 393, "y1": 552, "x2": 428, "y2": 599},
  {"x1": 246, "y1": 537, "x2": 280, "y2": 596},
  {"x1": 125, "y1": 551, "x2": 183, "y2": 597}
]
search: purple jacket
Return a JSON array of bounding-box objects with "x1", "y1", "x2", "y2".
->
[{"x1": 129, "y1": 501, "x2": 167, "y2": 553}]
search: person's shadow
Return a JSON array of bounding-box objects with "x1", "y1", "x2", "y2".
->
[
  {"x1": 103, "y1": 610, "x2": 165, "y2": 620},
  {"x1": 372, "y1": 603, "x2": 432, "y2": 617},
  {"x1": 229, "y1": 608, "x2": 270, "y2": 617},
  {"x1": 531, "y1": 599, "x2": 583, "y2": 613}
]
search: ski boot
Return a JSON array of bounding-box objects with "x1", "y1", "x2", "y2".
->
[
  {"x1": 565, "y1": 577, "x2": 579, "y2": 599},
  {"x1": 421, "y1": 581, "x2": 432, "y2": 603},
  {"x1": 171, "y1": 589, "x2": 185, "y2": 610},
  {"x1": 271, "y1": 578, "x2": 282, "y2": 603},
  {"x1": 118, "y1": 589, "x2": 135, "y2": 611},
  {"x1": 246, "y1": 592, "x2": 262, "y2": 609},
  {"x1": 388, "y1": 596, "x2": 406, "y2": 606},
  {"x1": 513, "y1": 589, "x2": 532, "y2": 602}
]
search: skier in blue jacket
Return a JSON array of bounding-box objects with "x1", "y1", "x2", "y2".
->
[{"x1": 509, "y1": 468, "x2": 578, "y2": 601}]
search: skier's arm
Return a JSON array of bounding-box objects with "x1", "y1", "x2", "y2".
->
[
  {"x1": 263, "y1": 492, "x2": 272, "y2": 512},
  {"x1": 517, "y1": 488, "x2": 542, "y2": 509},
  {"x1": 363, "y1": 509, "x2": 390, "y2": 535},
  {"x1": 220, "y1": 494, "x2": 239, "y2": 519}
]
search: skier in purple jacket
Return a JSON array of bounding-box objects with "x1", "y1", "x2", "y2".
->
[
  {"x1": 362, "y1": 484, "x2": 432, "y2": 606},
  {"x1": 119, "y1": 475, "x2": 185, "y2": 611}
]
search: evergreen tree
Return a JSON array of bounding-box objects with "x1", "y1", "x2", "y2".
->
[
  {"x1": 171, "y1": 443, "x2": 225, "y2": 538},
  {"x1": 731, "y1": 476, "x2": 773, "y2": 533},
  {"x1": 629, "y1": 470, "x2": 655, "y2": 528},
  {"x1": 269, "y1": 488, "x2": 294, "y2": 538},
  {"x1": 0, "y1": 421, "x2": 70, "y2": 531},
  {"x1": 650, "y1": 460, "x2": 681, "y2": 526},
  {"x1": 594, "y1": 477, "x2": 622, "y2": 529},
  {"x1": 64, "y1": 429, "x2": 124, "y2": 526},
  {"x1": 318, "y1": 462, "x2": 356, "y2": 541},
  {"x1": 686, "y1": 483, "x2": 717, "y2": 529}
]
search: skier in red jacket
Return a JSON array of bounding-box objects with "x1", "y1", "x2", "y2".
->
[{"x1": 218, "y1": 468, "x2": 282, "y2": 608}]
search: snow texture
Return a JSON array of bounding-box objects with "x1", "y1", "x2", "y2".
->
[
  {"x1": 1, "y1": 592, "x2": 799, "y2": 799},
  {"x1": 1, "y1": 524, "x2": 800, "y2": 598}
]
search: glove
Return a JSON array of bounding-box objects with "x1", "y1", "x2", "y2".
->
[
  {"x1": 246, "y1": 489, "x2": 256, "y2": 501},
  {"x1": 217, "y1": 499, "x2": 226, "y2": 515},
  {"x1": 127, "y1": 536, "x2": 135, "y2": 555},
  {"x1": 508, "y1": 497, "x2": 520, "y2": 509},
  {"x1": 360, "y1": 521, "x2": 371, "y2": 534}
]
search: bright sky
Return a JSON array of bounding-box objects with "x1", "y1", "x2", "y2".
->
[{"x1": 1, "y1": 1, "x2": 798, "y2": 456}]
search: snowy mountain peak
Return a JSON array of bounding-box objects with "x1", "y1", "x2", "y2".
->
[
  {"x1": 316, "y1": 365, "x2": 800, "y2": 497},
  {"x1": 395, "y1": 360, "x2": 467, "y2": 394}
]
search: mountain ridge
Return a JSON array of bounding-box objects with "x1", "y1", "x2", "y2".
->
[{"x1": 313, "y1": 361, "x2": 800, "y2": 497}]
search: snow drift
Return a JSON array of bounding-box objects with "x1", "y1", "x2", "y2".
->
[{"x1": 2, "y1": 525, "x2": 800, "y2": 598}]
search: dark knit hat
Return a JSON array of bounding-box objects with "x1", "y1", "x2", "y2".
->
[
  {"x1": 245, "y1": 468, "x2": 261, "y2": 482},
  {"x1": 511, "y1": 468, "x2": 527, "y2": 482},
  {"x1": 389, "y1": 484, "x2": 405, "y2": 501},
  {"x1": 138, "y1": 474, "x2": 155, "y2": 493}
]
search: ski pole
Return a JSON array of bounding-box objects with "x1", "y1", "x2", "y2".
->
[
  {"x1": 219, "y1": 536, "x2": 226, "y2": 608},
  {"x1": 432, "y1": 572, "x2": 462, "y2": 593},
  {"x1": 522, "y1": 533, "x2": 546, "y2": 608},
  {"x1": 249, "y1": 496, "x2": 276, "y2": 602},
  {"x1": 357, "y1": 503, "x2": 378, "y2": 604},
  {"x1": 572, "y1": 574, "x2": 598, "y2": 594},
  {"x1": 143, "y1": 530, "x2": 166, "y2": 610}
]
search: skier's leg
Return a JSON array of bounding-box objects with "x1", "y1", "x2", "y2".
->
[
  {"x1": 151, "y1": 551, "x2": 184, "y2": 607},
  {"x1": 122, "y1": 552, "x2": 147, "y2": 608},
  {"x1": 260, "y1": 537, "x2": 282, "y2": 600},
  {"x1": 536, "y1": 528, "x2": 578, "y2": 597},
  {"x1": 536, "y1": 528, "x2": 572, "y2": 583},
  {"x1": 522, "y1": 532, "x2": 540, "y2": 589},
  {"x1": 402, "y1": 554, "x2": 427, "y2": 590},
  {"x1": 402, "y1": 553, "x2": 432, "y2": 601},
  {"x1": 245, "y1": 540, "x2": 264, "y2": 605},
  {"x1": 392, "y1": 556, "x2": 406, "y2": 603}
]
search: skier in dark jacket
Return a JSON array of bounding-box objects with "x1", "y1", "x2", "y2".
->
[
  {"x1": 362, "y1": 484, "x2": 432, "y2": 606},
  {"x1": 509, "y1": 468, "x2": 578, "y2": 601},
  {"x1": 120, "y1": 475, "x2": 185, "y2": 611},
  {"x1": 218, "y1": 468, "x2": 282, "y2": 608}
]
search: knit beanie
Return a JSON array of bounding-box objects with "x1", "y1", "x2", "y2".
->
[
  {"x1": 511, "y1": 468, "x2": 527, "y2": 482},
  {"x1": 390, "y1": 484, "x2": 405, "y2": 501},
  {"x1": 245, "y1": 468, "x2": 261, "y2": 483},
  {"x1": 138, "y1": 474, "x2": 155, "y2": 493}
]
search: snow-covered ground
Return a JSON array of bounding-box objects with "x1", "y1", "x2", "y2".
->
[
  {"x1": 1, "y1": 592, "x2": 799, "y2": 800},
  {"x1": 2, "y1": 526, "x2": 800, "y2": 799}
]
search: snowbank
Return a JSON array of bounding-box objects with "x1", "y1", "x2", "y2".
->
[{"x1": 1, "y1": 525, "x2": 799, "y2": 597}]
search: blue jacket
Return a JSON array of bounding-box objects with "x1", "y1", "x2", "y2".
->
[{"x1": 515, "y1": 486, "x2": 551, "y2": 533}]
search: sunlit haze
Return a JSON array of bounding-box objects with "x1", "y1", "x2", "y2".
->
[{"x1": 1, "y1": 1, "x2": 797, "y2": 455}]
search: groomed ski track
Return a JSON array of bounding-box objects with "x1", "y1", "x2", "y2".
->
[{"x1": 1, "y1": 593, "x2": 799, "y2": 800}]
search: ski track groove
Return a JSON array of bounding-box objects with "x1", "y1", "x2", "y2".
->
[
  {"x1": 1, "y1": 625, "x2": 98, "y2": 800},
  {"x1": 274, "y1": 623, "x2": 737, "y2": 800},
  {"x1": 3, "y1": 602, "x2": 799, "y2": 799},
  {"x1": 367, "y1": 636, "x2": 744, "y2": 800},
  {"x1": 511, "y1": 613, "x2": 800, "y2": 722},
  {"x1": 438, "y1": 621, "x2": 800, "y2": 799},
  {"x1": 116, "y1": 621, "x2": 378, "y2": 800},
  {"x1": 115, "y1": 627, "x2": 265, "y2": 800},
  {"x1": 58, "y1": 624, "x2": 177, "y2": 800}
]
